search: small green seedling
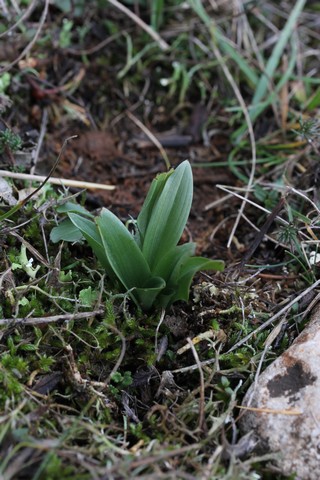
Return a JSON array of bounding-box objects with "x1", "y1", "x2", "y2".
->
[
  {"x1": 51, "y1": 161, "x2": 224, "y2": 310},
  {"x1": 0, "y1": 128, "x2": 22, "y2": 154},
  {"x1": 11, "y1": 244, "x2": 40, "y2": 280}
]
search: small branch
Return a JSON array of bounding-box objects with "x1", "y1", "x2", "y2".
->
[
  {"x1": 0, "y1": 170, "x2": 115, "y2": 191},
  {"x1": 107, "y1": 0, "x2": 169, "y2": 51},
  {"x1": 226, "y1": 277, "x2": 320, "y2": 354},
  {"x1": 106, "y1": 325, "x2": 126, "y2": 384},
  {"x1": 239, "y1": 195, "x2": 288, "y2": 269},
  {"x1": 31, "y1": 107, "x2": 48, "y2": 175},
  {"x1": 0, "y1": 135, "x2": 78, "y2": 222},
  {"x1": 187, "y1": 337, "x2": 206, "y2": 432},
  {"x1": 126, "y1": 111, "x2": 171, "y2": 170},
  {"x1": 0, "y1": 309, "x2": 104, "y2": 326}
]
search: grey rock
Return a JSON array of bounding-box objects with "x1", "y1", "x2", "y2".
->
[{"x1": 240, "y1": 304, "x2": 320, "y2": 479}]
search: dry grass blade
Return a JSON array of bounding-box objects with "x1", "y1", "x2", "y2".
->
[
  {"x1": 0, "y1": 309, "x2": 104, "y2": 326},
  {"x1": 107, "y1": 0, "x2": 169, "y2": 51},
  {"x1": 227, "y1": 278, "x2": 320, "y2": 354},
  {"x1": 0, "y1": 170, "x2": 115, "y2": 191},
  {"x1": 186, "y1": 337, "x2": 205, "y2": 432},
  {"x1": 237, "y1": 405, "x2": 302, "y2": 415},
  {"x1": 239, "y1": 195, "x2": 288, "y2": 269},
  {"x1": 126, "y1": 110, "x2": 171, "y2": 170},
  {"x1": 0, "y1": 135, "x2": 78, "y2": 222}
]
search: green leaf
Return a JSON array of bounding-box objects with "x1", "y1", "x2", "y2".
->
[
  {"x1": 136, "y1": 167, "x2": 174, "y2": 247},
  {"x1": 150, "y1": 244, "x2": 195, "y2": 307},
  {"x1": 135, "y1": 276, "x2": 166, "y2": 310},
  {"x1": 56, "y1": 201, "x2": 94, "y2": 217},
  {"x1": 68, "y1": 213, "x2": 114, "y2": 276},
  {"x1": 306, "y1": 86, "x2": 320, "y2": 110},
  {"x1": 79, "y1": 286, "x2": 98, "y2": 307},
  {"x1": 153, "y1": 243, "x2": 195, "y2": 282},
  {"x1": 154, "y1": 245, "x2": 224, "y2": 307},
  {"x1": 96, "y1": 208, "x2": 152, "y2": 291},
  {"x1": 0, "y1": 73, "x2": 11, "y2": 94},
  {"x1": 50, "y1": 218, "x2": 84, "y2": 243},
  {"x1": 141, "y1": 160, "x2": 193, "y2": 269},
  {"x1": 171, "y1": 257, "x2": 224, "y2": 305}
]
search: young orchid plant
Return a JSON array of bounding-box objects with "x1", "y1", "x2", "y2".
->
[{"x1": 51, "y1": 160, "x2": 224, "y2": 310}]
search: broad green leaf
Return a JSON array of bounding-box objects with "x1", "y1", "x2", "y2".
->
[
  {"x1": 96, "y1": 208, "x2": 152, "y2": 290},
  {"x1": 79, "y1": 286, "x2": 98, "y2": 307},
  {"x1": 50, "y1": 218, "x2": 84, "y2": 243},
  {"x1": 57, "y1": 201, "x2": 94, "y2": 217},
  {"x1": 142, "y1": 160, "x2": 193, "y2": 269},
  {"x1": 135, "y1": 276, "x2": 166, "y2": 310},
  {"x1": 68, "y1": 212, "x2": 114, "y2": 277},
  {"x1": 153, "y1": 245, "x2": 224, "y2": 308},
  {"x1": 136, "y1": 168, "x2": 174, "y2": 247},
  {"x1": 152, "y1": 243, "x2": 195, "y2": 283},
  {"x1": 149, "y1": 244, "x2": 195, "y2": 306},
  {"x1": 170, "y1": 257, "x2": 225, "y2": 305},
  {"x1": 155, "y1": 290, "x2": 176, "y2": 309}
]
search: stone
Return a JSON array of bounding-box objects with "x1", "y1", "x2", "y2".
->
[{"x1": 240, "y1": 304, "x2": 320, "y2": 479}]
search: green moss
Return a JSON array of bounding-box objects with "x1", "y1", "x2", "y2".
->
[
  {"x1": 37, "y1": 354, "x2": 55, "y2": 372},
  {"x1": 38, "y1": 453, "x2": 80, "y2": 480},
  {"x1": 0, "y1": 128, "x2": 22, "y2": 153},
  {"x1": 0, "y1": 353, "x2": 28, "y2": 402}
]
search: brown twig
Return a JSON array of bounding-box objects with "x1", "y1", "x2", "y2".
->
[
  {"x1": 126, "y1": 110, "x2": 171, "y2": 170},
  {"x1": 0, "y1": 170, "x2": 115, "y2": 191},
  {"x1": 30, "y1": 107, "x2": 48, "y2": 175},
  {"x1": 0, "y1": 135, "x2": 77, "y2": 225},
  {"x1": 0, "y1": 309, "x2": 104, "y2": 326},
  {"x1": 106, "y1": 0, "x2": 169, "y2": 51},
  {"x1": 187, "y1": 337, "x2": 206, "y2": 433},
  {"x1": 239, "y1": 194, "x2": 288, "y2": 269},
  {"x1": 226, "y1": 277, "x2": 320, "y2": 354},
  {"x1": 66, "y1": 31, "x2": 122, "y2": 56},
  {"x1": 106, "y1": 325, "x2": 127, "y2": 384}
]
